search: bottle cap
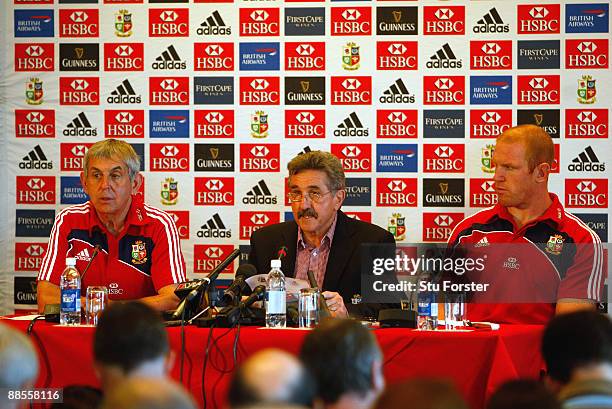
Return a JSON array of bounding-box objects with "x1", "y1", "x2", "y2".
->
[
  {"x1": 66, "y1": 257, "x2": 77, "y2": 266},
  {"x1": 271, "y1": 259, "x2": 281, "y2": 268}
]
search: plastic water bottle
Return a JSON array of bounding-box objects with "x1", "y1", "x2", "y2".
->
[
  {"x1": 266, "y1": 259, "x2": 286, "y2": 328},
  {"x1": 60, "y1": 257, "x2": 81, "y2": 325},
  {"x1": 417, "y1": 291, "x2": 438, "y2": 330}
]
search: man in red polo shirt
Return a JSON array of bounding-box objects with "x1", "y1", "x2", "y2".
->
[
  {"x1": 447, "y1": 125, "x2": 604, "y2": 324},
  {"x1": 37, "y1": 139, "x2": 186, "y2": 312}
]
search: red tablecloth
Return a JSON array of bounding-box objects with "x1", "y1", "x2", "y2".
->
[{"x1": 3, "y1": 318, "x2": 544, "y2": 409}]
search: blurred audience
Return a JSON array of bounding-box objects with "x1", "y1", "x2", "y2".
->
[
  {"x1": 227, "y1": 348, "x2": 315, "y2": 408},
  {"x1": 542, "y1": 310, "x2": 612, "y2": 408},
  {"x1": 487, "y1": 379, "x2": 560, "y2": 409},
  {"x1": 300, "y1": 318, "x2": 384, "y2": 409},
  {"x1": 94, "y1": 301, "x2": 174, "y2": 391},
  {"x1": 0, "y1": 322, "x2": 39, "y2": 409},
  {"x1": 50, "y1": 385, "x2": 103, "y2": 409},
  {"x1": 373, "y1": 378, "x2": 468, "y2": 409},
  {"x1": 100, "y1": 377, "x2": 196, "y2": 409}
]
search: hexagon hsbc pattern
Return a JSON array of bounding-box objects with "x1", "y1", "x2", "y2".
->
[{"x1": 3, "y1": 1, "x2": 611, "y2": 312}]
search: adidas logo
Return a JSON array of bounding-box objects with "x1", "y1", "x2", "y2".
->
[
  {"x1": 473, "y1": 8, "x2": 509, "y2": 33},
  {"x1": 297, "y1": 146, "x2": 312, "y2": 156},
  {"x1": 197, "y1": 213, "x2": 231, "y2": 238},
  {"x1": 243, "y1": 180, "x2": 277, "y2": 205},
  {"x1": 197, "y1": 11, "x2": 231, "y2": 36},
  {"x1": 75, "y1": 248, "x2": 91, "y2": 262},
  {"x1": 474, "y1": 236, "x2": 490, "y2": 247},
  {"x1": 334, "y1": 112, "x2": 369, "y2": 137},
  {"x1": 379, "y1": 78, "x2": 416, "y2": 104},
  {"x1": 19, "y1": 144, "x2": 53, "y2": 170},
  {"x1": 426, "y1": 43, "x2": 463, "y2": 69},
  {"x1": 63, "y1": 112, "x2": 97, "y2": 137},
  {"x1": 152, "y1": 45, "x2": 186, "y2": 70},
  {"x1": 568, "y1": 146, "x2": 605, "y2": 172},
  {"x1": 107, "y1": 79, "x2": 142, "y2": 104}
]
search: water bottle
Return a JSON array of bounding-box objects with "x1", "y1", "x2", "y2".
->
[
  {"x1": 417, "y1": 291, "x2": 438, "y2": 330},
  {"x1": 266, "y1": 259, "x2": 286, "y2": 328},
  {"x1": 60, "y1": 257, "x2": 81, "y2": 325}
]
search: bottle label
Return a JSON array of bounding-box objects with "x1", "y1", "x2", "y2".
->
[
  {"x1": 61, "y1": 289, "x2": 80, "y2": 312},
  {"x1": 267, "y1": 290, "x2": 286, "y2": 314}
]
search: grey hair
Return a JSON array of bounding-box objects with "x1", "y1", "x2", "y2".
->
[
  {"x1": 83, "y1": 139, "x2": 141, "y2": 180},
  {"x1": 287, "y1": 151, "x2": 346, "y2": 192},
  {"x1": 0, "y1": 323, "x2": 39, "y2": 389}
]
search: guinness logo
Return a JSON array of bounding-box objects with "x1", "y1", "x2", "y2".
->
[
  {"x1": 439, "y1": 183, "x2": 448, "y2": 194},
  {"x1": 534, "y1": 114, "x2": 544, "y2": 125},
  {"x1": 300, "y1": 81, "x2": 310, "y2": 92},
  {"x1": 75, "y1": 48, "x2": 84, "y2": 59},
  {"x1": 210, "y1": 148, "x2": 219, "y2": 159},
  {"x1": 392, "y1": 11, "x2": 402, "y2": 23}
]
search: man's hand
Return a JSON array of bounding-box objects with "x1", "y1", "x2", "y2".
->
[
  {"x1": 37, "y1": 281, "x2": 60, "y2": 313},
  {"x1": 556, "y1": 298, "x2": 597, "y2": 315},
  {"x1": 323, "y1": 291, "x2": 348, "y2": 318}
]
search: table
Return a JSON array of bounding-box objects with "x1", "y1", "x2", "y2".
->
[{"x1": 3, "y1": 318, "x2": 544, "y2": 409}]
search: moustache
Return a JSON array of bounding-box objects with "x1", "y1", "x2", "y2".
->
[{"x1": 298, "y1": 208, "x2": 318, "y2": 219}]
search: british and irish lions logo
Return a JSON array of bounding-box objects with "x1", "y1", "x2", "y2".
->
[{"x1": 131, "y1": 240, "x2": 147, "y2": 265}]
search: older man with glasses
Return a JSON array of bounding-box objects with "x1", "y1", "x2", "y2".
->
[{"x1": 248, "y1": 150, "x2": 396, "y2": 319}]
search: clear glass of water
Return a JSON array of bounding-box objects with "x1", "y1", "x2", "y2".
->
[
  {"x1": 444, "y1": 293, "x2": 466, "y2": 330},
  {"x1": 86, "y1": 286, "x2": 108, "y2": 326},
  {"x1": 298, "y1": 288, "x2": 319, "y2": 328}
]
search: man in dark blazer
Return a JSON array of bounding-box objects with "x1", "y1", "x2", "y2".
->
[{"x1": 249, "y1": 151, "x2": 396, "y2": 319}]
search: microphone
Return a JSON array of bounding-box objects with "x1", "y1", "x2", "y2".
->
[
  {"x1": 80, "y1": 245, "x2": 101, "y2": 282},
  {"x1": 171, "y1": 248, "x2": 241, "y2": 320},
  {"x1": 221, "y1": 263, "x2": 257, "y2": 306},
  {"x1": 239, "y1": 285, "x2": 266, "y2": 309},
  {"x1": 307, "y1": 270, "x2": 331, "y2": 318}
]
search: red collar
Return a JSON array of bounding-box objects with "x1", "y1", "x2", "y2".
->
[
  {"x1": 493, "y1": 193, "x2": 564, "y2": 231},
  {"x1": 88, "y1": 195, "x2": 149, "y2": 235}
]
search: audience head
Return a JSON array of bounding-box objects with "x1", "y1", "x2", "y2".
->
[
  {"x1": 542, "y1": 310, "x2": 612, "y2": 385},
  {"x1": 300, "y1": 318, "x2": 383, "y2": 406},
  {"x1": 93, "y1": 301, "x2": 171, "y2": 389},
  {"x1": 373, "y1": 379, "x2": 468, "y2": 409},
  {"x1": 100, "y1": 377, "x2": 196, "y2": 409},
  {"x1": 486, "y1": 379, "x2": 560, "y2": 409},
  {"x1": 50, "y1": 385, "x2": 103, "y2": 409},
  {"x1": 0, "y1": 322, "x2": 39, "y2": 389},
  {"x1": 227, "y1": 348, "x2": 315, "y2": 408}
]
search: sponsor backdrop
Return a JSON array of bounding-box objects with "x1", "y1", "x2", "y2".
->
[{"x1": 0, "y1": 0, "x2": 610, "y2": 314}]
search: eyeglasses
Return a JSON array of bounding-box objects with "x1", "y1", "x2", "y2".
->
[{"x1": 287, "y1": 191, "x2": 332, "y2": 203}]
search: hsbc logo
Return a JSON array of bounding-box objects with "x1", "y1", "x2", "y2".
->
[
  {"x1": 15, "y1": 242, "x2": 48, "y2": 271},
  {"x1": 115, "y1": 45, "x2": 133, "y2": 56},
  {"x1": 518, "y1": 4, "x2": 560, "y2": 34},
  {"x1": 15, "y1": 43, "x2": 54, "y2": 72},
  {"x1": 150, "y1": 9, "x2": 189, "y2": 37},
  {"x1": 150, "y1": 143, "x2": 189, "y2": 171},
  {"x1": 240, "y1": 76, "x2": 280, "y2": 105},
  {"x1": 470, "y1": 178, "x2": 498, "y2": 207},
  {"x1": 331, "y1": 7, "x2": 372, "y2": 36},
  {"x1": 195, "y1": 177, "x2": 234, "y2": 206},
  {"x1": 423, "y1": 144, "x2": 465, "y2": 173},
  {"x1": 60, "y1": 77, "x2": 100, "y2": 105},
  {"x1": 331, "y1": 76, "x2": 372, "y2": 105},
  {"x1": 376, "y1": 109, "x2": 417, "y2": 138},
  {"x1": 566, "y1": 109, "x2": 608, "y2": 139},
  {"x1": 422, "y1": 213, "x2": 463, "y2": 242},
  {"x1": 285, "y1": 109, "x2": 325, "y2": 138},
  {"x1": 566, "y1": 179, "x2": 608, "y2": 208},
  {"x1": 25, "y1": 244, "x2": 44, "y2": 256},
  {"x1": 470, "y1": 40, "x2": 512, "y2": 70},
  {"x1": 60, "y1": 143, "x2": 92, "y2": 171},
  {"x1": 165, "y1": 210, "x2": 188, "y2": 240},
  {"x1": 424, "y1": 76, "x2": 465, "y2": 105},
  {"x1": 194, "y1": 244, "x2": 235, "y2": 274},
  {"x1": 104, "y1": 43, "x2": 144, "y2": 71},
  {"x1": 566, "y1": 39, "x2": 609, "y2": 69},
  {"x1": 195, "y1": 109, "x2": 234, "y2": 138},
  {"x1": 285, "y1": 42, "x2": 325, "y2": 71},
  {"x1": 240, "y1": 143, "x2": 280, "y2": 172},
  {"x1": 470, "y1": 109, "x2": 512, "y2": 138},
  {"x1": 149, "y1": 77, "x2": 189, "y2": 105},
  {"x1": 423, "y1": 6, "x2": 465, "y2": 35},
  {"x1": 331, "y1": 144, "x2": 372, "y2": 172},
  {"x1": 104, "y1": 109, "x2": 144, "y2": 138},
  {"x1": 376, "y1": 178, "x2": 418, "y2": 207},
  {"x1": 377, "y1": 41, "x2": 418, "y2": 70},
  {"x1": 239, "y1": 211, "x2": 279, "y2": 240},
  {"x1": 17, "y1": 176, "x2": 55, "y2": 204},
  {"x1": 15, "y1": 109, "x2": 55, "y2": 138},
  {"x1": 60, "y1": 9, "x2": 99, "y2": 37},
  {"x1": 240, "y1": 8, "x2": 280, "y2": 36},
  {"x1": 194, "y1": 42, "x2": 234, "y2": 71},
  {"x1": 518, "y1": 75, "x2": 560, "y2": 104}
]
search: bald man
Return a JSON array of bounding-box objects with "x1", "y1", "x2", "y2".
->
[
  {"x1": 227, "y1": 349, "x2": 315, "y2": 408},
  {"x1": 448, "y1": 125, "x2": 604, "y2": 324}
]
